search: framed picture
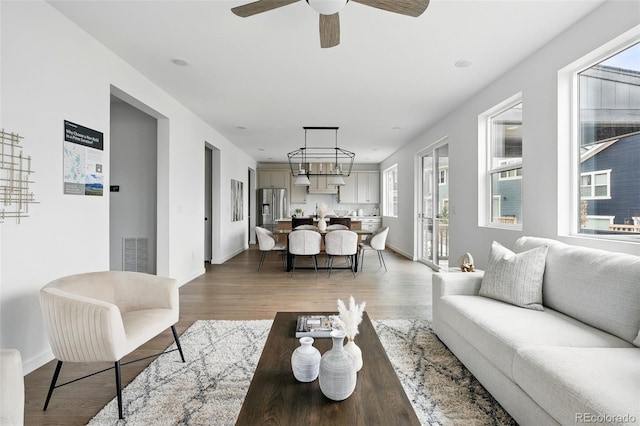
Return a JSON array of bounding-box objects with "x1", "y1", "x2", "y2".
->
[{"x1": 231, "y1": 179, "x2": 243, "y2": 222}]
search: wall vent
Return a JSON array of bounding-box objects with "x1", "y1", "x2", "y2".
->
[{"x1": 123, "y1": 237, "x2": 148, "y2": 273}]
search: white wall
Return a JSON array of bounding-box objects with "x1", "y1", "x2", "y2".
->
[
  {"x1": 381, "y1": 0, "x2": 640, "y2": 268},
  {"x1": 0, "y1": 0, "x2": 256, "y2": 373}
]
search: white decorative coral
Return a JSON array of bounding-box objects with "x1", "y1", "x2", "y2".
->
[
  {"x1": 332, "y1": 296, "x2": 366, "y2": 340},
  {"x1": 317, "y1": 202, "x2": 329, "y2": 219}
]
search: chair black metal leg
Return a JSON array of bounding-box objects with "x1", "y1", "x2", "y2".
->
[
  {"x1": 115, "y1": 361, "x2": 123, "y2": 419},
  {"x1": 290, "y1": 255, "x2": 297, "y2": 277},
  {"x1": 350, "y1": 254, "x2": 356, "y2": 277},
  {"x1": 360, "y1": 250, "x2": 366, "y2": 271},
  {"x1": 281, "y1": 252, "x2": 286, "y2": 270},
  {"x1": 171, "y1": 325, "x2": 186, "y2": 362},
  {"x1": 378, "y1": 250, "x2": 387, "y2": 271},
  {"x1": 43, "y1": 360, "x2": 63, "y2": 411},
  {"x1": 258, "y1": 251, "x2": 266, "y2": 271},
  {"x1": 313, "y1": 255, "x2": 318, "y2": 276},
  {"x1": 327, "y1": 256, "x2": 334, "y2": 277}
]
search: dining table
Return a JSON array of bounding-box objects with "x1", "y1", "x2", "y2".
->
[{"x1": 274, "y1": 229, "x2": 373, "y2": 272}]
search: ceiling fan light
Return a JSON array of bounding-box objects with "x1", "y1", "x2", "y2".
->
[
  {"x1": 294, "y1": 171, "x2": 311, "y2": 186},
  {"x1": 306, "y1": 0, "x2": 348, "y2": 15}
]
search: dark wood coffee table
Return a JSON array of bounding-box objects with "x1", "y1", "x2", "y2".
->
[{"x1": 236, "y1": 311, "x2": 420, "y2": 425}]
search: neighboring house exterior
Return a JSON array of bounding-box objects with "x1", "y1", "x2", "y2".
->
[{"x1": 579, "y1": 64, "x2": 640, "y2": 233}]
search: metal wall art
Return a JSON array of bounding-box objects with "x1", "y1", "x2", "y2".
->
[{"x1": 0, "y1": 129, "x2": 37, "y2": 223}]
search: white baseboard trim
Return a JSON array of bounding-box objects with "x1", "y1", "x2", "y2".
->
[
  {"x1": 385, "y1": 243, "x2": 413, "y2": 260},
  {"x1": 211, "y1": 245, "x2": 248, "y2": 265},
  {"x1": 177, "y1": 267, "x2": 206, "y2": 287},
  {"x1": 23, "y1": 348, "x2": 54, "y2": 375}
]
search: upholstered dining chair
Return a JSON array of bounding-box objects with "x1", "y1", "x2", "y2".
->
[
  {"x1": 329, "y1": 217, "x2": 351, "y2": 228},
  {"x1": 292, "y1": 216, "x2": 313, "y2": 228},
  {"x1": 255, "y1": 226, "x2": 287, "y2": 270},
  {"x1": 324, "y1": 230, "x2": 359, "y2": 277},
  {"x1": 294, "y1": 224, "x2": 319, "y2": 231},
  {"x1": 326, "y1": 224, "x2": 349, "y2": 231},
  {"x1": 288, "y1": 229, "x2": 322, "y2": 277},
  {"x1": 39, "y1": 271, "x2": 184, "y2": 420},
  {"x1": 359, "y1": 226, "x2": 390, "y2": 271}
]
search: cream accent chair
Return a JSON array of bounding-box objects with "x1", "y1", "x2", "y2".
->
[
  {"x1": 0, "y1": 349, "x2": 24, "y2": 425},
  {"x1": 288, "y1": 229, "x2": 322, "y2": 277},
  {"x1": 324, "y1": 230, "x2": 358, "y2": 277},
  {"x1": 359, "y1": 226, "x2": 389, "y2": 271},
  {"x1": 255, "y1": 226, "x2": 287, "y2": 270},
  {"x1": 39, "y1": 271, "x2": 184, "y2": 420}
]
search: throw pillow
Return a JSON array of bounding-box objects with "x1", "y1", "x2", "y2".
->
[{"x1": 479, "y1": 241, "x2": 549, "y2": 310}]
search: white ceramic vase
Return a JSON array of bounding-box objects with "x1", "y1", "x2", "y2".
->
[
  {"x1": 319, "y1": 330, "x2": 356, "y2": 401},
  {"x1": 344, "y1": 338, "x2": 363, "y2": 372},
  {"x1": 291, "y1": 337, "x2": 321, "y2": 382},
  {"x1": 318, "y1": 217, "x2": 327, "y2": 231}
]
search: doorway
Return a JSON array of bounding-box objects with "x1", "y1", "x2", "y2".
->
[
  {"x1": 205, "y1": 146, "x2": 213, "y2": 263},
  {"x1": 417, "y1": 140, "x2": 449, "y2": 270}
]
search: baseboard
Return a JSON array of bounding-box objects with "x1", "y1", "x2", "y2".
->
[
  {"x1": 178, "y1": 267, "x2": 206, "y2": 287},
  {"x1": 385, "y1": 243, "x2": 413, "y2": 260},
  {"x1": 212, "y1": 245, "x2": 248, "y2": 265},
  {"x1": 23, "y1": 348, "x2": 54, "y2": 375}
]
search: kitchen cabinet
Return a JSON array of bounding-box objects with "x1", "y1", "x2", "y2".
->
[
  {"x1": 308, "y1": 175, "x2": 338, "y2": 194},
  {"x1": 258, "y1": 170, "x2": 290, "y2": 190},
  {"x1": 290, "y1": 175, "x2": 307, "y2": 203},
  {"x1": 360, "y1": 217, "x2": 382, "y2": 233},
  {"x1": 338, "y1": 174, "x2": 357, "y2": 203},
  {"x1": 356, "y1": 172, "x2": 380, "y2": 204}
]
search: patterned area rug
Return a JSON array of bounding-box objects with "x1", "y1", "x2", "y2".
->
[{"x1": 89, "y1": 319, "x2": 516, "y2": 425}]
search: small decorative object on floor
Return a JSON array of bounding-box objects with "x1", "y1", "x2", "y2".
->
[
  {"x1": 332, "y1": 296, "x2": 366, "y2": 371},
  {"x1": 291, "y1": 337, "x2": 321, "y2": 382},
  {"x1": 457, "y1": 253, "x2": 475, "y2": 272},
  {"x1": 319, "y1": 329, "x2": 357, "y2": 401}
]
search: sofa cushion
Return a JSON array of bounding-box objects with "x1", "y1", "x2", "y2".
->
[
  {"x1": 514, "y1": 236, "x2": 640, "y2": 346},
  {"x1": 438, "y1": 295, "x2": 633, "y2": 381},
  {"x1": 513, "y1": 346, "x2": 640, "y2": 425},
  {"x1": 479, "y1": 241, "x2": 548, "y2": 310}
]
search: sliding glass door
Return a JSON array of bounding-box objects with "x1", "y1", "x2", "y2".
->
[{"x1": 418, "y1": 142, "x2": 449, "y2": 270}]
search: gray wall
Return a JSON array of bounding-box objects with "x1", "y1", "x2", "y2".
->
[{"x1": 110, "y1": 99, "x2": 158, "y2": 273}]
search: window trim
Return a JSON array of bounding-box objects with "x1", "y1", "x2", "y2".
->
[
  {"x1": 478, "y1": 92, "x2": 523, "y2": 230},
  {"x1": 580, "y1": 169, "x2": 612, "y2": 200},
  {"x1": 557, "y1": 25, "x2": 640, "y2": 242},
  {"x1": 382, "y1": 163, "x2": 398, "y2": 218}
]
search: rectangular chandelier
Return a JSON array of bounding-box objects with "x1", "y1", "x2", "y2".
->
[{"x1": 287, "y1": 127, "x2": 355, "y2": 186}]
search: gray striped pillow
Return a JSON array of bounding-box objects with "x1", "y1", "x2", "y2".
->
[{"x1": 479, "y1": 241, "x2": 548, "y2": 310}]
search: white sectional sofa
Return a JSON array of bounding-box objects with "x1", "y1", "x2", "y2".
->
[{"x1": 432, "y1": 236, "x2": 640, "y2": 426}]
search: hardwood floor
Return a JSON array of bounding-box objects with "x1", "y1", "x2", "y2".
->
[{"x1": 23, "y1": 245, "x2": 435, "y2": 425}]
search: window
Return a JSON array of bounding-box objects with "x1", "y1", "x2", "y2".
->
[
  {"x1": 439, "y1": 168, "x2": 448, "y2": 185},
  {"x1": 574, "y1": 41, "x2": 640, "y2": 236},
  {"x1": 383, "y1": 164, "x2": 398, "y2": 217},
  {"x1": 479, "y1": 94, "x2": 523, "y2": 228}
]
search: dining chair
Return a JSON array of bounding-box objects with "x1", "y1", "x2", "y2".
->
[
  {"x1": 292, "y1": 217, "x2": 314, "y2": 228},
  {"x1": 359, "y1": 226, "x2": 389, "y2": 271},
  {"x1": 294, "y1": 224, "x2": 319, "y2": 231},
  {"x1": 324, "y1": 230, "x2": 358, "y2": 277},
  {"x1": 288, "y1": 229, "x2": 322, "y2": 277},
  {"x1": 326, "y1": 224, "x2": 349, "y2": 230},
  {"x1": 255, "y1": 226, "x2": 287, "y2": 270},
  {"x1": 329, "y1": 217, "x2": 352, "y2": 228},
  {"x1": 39, "y1": 271, "x2": 184, "y2": 420}
]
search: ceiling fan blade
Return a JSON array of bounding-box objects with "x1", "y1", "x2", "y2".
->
[
  {"x1": 319, "y1": 13, "x2": 340, "y2": 48},
  {"x1": 351, "y1": 0, "x2": 429, "y2": 17},
  {"x1": 231, "y1": 0, "x2": 301, "y2": 18}
]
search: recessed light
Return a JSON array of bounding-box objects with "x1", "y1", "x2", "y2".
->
[
  {"x1": 455, "y1": 59, "x2": 473, "y2": 68},
  {"x1": 171, "y1": 58, "x2": 189, "y2": 66},
  {"x1": 392, "y1": 127, "x2": 402, "y2": 130},
  {"x1": 236, "y1": 126, "x2": 247, "y2": 130}
]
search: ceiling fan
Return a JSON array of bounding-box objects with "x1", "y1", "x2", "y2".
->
[{"x1": 231, "y1": 0, "x2": 430, "y2": 48}]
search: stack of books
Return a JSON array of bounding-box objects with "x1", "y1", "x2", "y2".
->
[{"x1": 295, "y1": 315, "x2": 335, "y2": 338}]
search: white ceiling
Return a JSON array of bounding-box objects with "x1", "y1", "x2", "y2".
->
[{"x1": 48, "y1": 0, "x2": 605, "y2": 163}]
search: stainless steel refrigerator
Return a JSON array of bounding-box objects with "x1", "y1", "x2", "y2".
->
[{"x1": 257, "y1": 188, "x2": 288, "y2": 232}]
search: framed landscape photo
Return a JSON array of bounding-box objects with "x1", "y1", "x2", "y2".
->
[{"x1": 231, "y1": 179, "x2": 243, "y2": 222}]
